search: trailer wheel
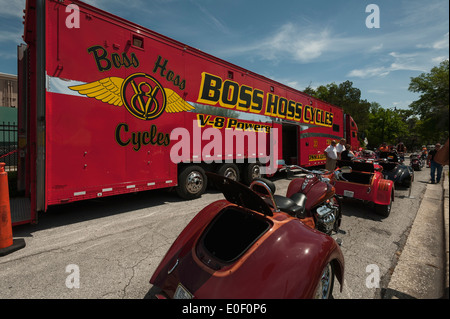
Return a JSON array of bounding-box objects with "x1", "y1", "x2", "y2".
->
[
  {"x1": 242, "y1": 163, "x2": 261, "y2": 185},
  {"x1": 176, "y1": 165, "x2": 207, "y2": 200},
  {"x1": 217, "y1": 164, "x2": 240, "y2": 182}
]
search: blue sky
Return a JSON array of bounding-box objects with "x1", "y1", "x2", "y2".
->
[{"x1": 0, "y1": 0, "x2": 448, "y2": 110}]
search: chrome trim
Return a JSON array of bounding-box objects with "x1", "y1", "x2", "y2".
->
[
  {"x1": 249, "y1": 179, "x2": 279, "y2": 212},
  {"x1": 168, "y1": 259, "x2": 179, "y2": 274}
]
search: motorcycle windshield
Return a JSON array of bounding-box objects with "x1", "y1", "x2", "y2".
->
[{"x1": 206, "y1": 172, "x2": 273, "y2": 217}]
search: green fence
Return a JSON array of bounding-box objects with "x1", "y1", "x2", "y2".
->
[{"x1": 0, "y1": 107, "x2": 18, "y2": 170}]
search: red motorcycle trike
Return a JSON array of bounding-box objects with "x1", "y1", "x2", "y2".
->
[
  {"x1": 149, "y1": 170, "x2": 346, "y2": 299},
  {"x1": 332, "y1": 160, "x2": 395, "y2": 217}
]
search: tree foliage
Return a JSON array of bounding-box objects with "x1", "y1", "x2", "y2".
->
[
  {"x1": 367, "y1": 104, "x2": 410, "y2": 148},
  {"x1": 408, "y1": 60, "x2": 449, "y2": 143},
  {"x1": 303, "y1": 60, "x2": 449, "y2": 150},
  {"x1": 305, "y1": 80, "x2": 370, "y2": 143}
]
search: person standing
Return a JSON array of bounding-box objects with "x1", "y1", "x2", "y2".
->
[
  {"x1": 336, "y1": 138, "x2": 346, "y2": 160},
  {"x1": 341, "y1": 144, "x2": 355, "y2": 161},
  {"x1": 434, "y1": 139, "x2": 449, "y2": 166},
  {"x1": 421, "y1": 145, "x2": 428, "y2": 161},
  {"x1": 396, "y1": 142, "x2": 407, "y2": 162},
  {"x1": 427, "y1": 143, "x2": 443, "y2": 184},
  {"x1": 379, "y1": 142, "x2": 388, "y2": 151},
  {"x1": 324, "y1": 140, "x2": 338, "y2": 171}
]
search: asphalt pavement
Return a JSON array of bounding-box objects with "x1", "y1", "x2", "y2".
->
[
  {"x1": 1, "y1": 160, "x2": 448, "y2": 299},
  {"x1": 385, "y1": 164, "x2": 449, "y2": 299}
]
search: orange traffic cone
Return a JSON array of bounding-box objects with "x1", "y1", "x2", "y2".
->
[{"x1": 0, "y1": 163, "x2": 25, "y2": 256}]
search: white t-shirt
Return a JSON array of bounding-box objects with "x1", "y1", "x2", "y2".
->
[
  {"x1": 336, "y1": 143, "x2": 346, "y2": 154},
  {"x1": 325, "y1": 145, "x2": 337, "y2": 159}
]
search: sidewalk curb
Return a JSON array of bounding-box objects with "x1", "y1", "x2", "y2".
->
[
  {"x1": 385, "y1": 166, "x2": 448, "y2": 299},
  {"x1": 443, "y1": 169, "x2": 449, "y2": 299}
]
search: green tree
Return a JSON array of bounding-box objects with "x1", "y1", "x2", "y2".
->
[
  {"x1": 366, "y1": 105, "x2": 408, "y2": 149},
  {"x1": 304, "y1": 80, "x2": 370, "y2": 144},
  {"x1": 408, "y1": 60, "x2": 449, "y2": 143}
]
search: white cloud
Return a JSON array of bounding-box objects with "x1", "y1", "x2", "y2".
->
[
  {"x1": 0, "y1": 0, "x2": 26, "y2": 18},
  {"x1": 393, "y1": 100, "x2": 413, "y2": 108},
  {"x1": 0, "y1": 51, "x2": 16, "y2": 59},
  {"x1": 220, "y1": 18, "x2": 446, "y2": 68},
  {"x1": 220, "y1": 23, "x2": 363, "y2": 64},
  {"x1": 416, "y1": 32, "x2": 449, "y2": 50},
  {"x1": 433, "y1": 32, "x2": 449, "y2": 50},
  {"x1": 250, "y1": 23, "x2": 333, "y2": 63},
  {"x1": 368, "y1": 89, "x2": 386, "y2": 95},
  {"x1": 192, "y1": 2, "x2": 231, "y2": 35},
  {"x1": 394, "y1": 0, "x2": 447, "y2": 29},
  {"x1": 0, "y1": 30, "x2": 22, "y2": 43},
  {"x1": 432, "y1": 56, "x2": 449, "y2": 64},
  {"x1": 369, "y1": 43, "x2": 384, "y2": 52},
  {"x1": 348, "y1": 67, "x2": 390, "y2": 78},
  {"x1": 348, "y1": 50, "x2": 432, "y2": 79}
]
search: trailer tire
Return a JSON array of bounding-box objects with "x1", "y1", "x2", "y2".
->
[
  {"x1": 217, "y1": 163, "x2": 240, "y2": 182},
  {"x1": 176, "y1": 165, "x2": 207, "y2": 200},
  {"x1": 242, "y1": 163, "x2": 261, "y2": 185}
]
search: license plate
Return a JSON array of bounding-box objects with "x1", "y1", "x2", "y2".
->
[
  {"x1": 343, "y1": 190, "x2": 354, "y2": 198},
  {"x1": 174, "y1": 283, "x2": 193, "y2": 299}
]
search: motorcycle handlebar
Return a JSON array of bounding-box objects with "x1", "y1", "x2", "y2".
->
[
  {"x1": 282, "y1": 165, "x2": 335, "y2": 175},
  {"x1": 281, "y1": 164, "x2": 351, "y2": 181},
  {"x1": 283, "y1": 165, "x2": 310, "y2": 173}
]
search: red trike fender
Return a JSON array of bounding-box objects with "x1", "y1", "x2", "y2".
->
[
  {"x1": 150, "y1": 200, "x2": 344, "y2": 298},
  {"x1": 373, "y1": 175, "x2": 395, "y2": 206},
  {"x1": 150, "y1": 200, "x2": 230, "y2": 284}
]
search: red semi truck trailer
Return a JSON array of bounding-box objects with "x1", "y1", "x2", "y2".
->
[{"x1": 13, "y1": 0, "x2": 359, "y2": 225}]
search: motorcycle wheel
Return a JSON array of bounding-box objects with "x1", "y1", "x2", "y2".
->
[
  {"x1": 375, "y1": 193, "x2": 392, "y2": 218},
  {"x1": 314, "y1": 263, "x2": 335, "y2": 299}
]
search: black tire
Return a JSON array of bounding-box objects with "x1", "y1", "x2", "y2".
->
[
  {"x1": 217, "y1": 163, "x2": 240, "y2": 182},
  {"x1": 175, "y1": 165, "x2": 207, "y2": 200},
  {"x1": 375, "y1": 194, "x2": 392, "y2": 217},
  {"x1": 402, "y1": 177, "x2": 412, "y2": 188},
  {"x1": 242, "y1": 163, "x2": 261, "y2": 185}
]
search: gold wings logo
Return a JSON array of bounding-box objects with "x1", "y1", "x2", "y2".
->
[{"x1": 69, "y1": 73, "x2": 194, "y2": 121}]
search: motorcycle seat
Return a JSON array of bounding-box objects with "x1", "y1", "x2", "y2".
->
[
  {"x1": 254, "y1": 178, "x2": 276, "y2": 194},
  {"x1": 289, "y1": 192, "x2": 307, "y2": 208},
  {"x1": 273, "y1": 194, "x2": 306, "y2": 218},
  {"x1": 252, "y1": 178, "x2": 306, "y2": 218}
]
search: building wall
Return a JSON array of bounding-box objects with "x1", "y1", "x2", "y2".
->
[{"x1": 0, "y1": 72, "x2": 18, "y2": 108}]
